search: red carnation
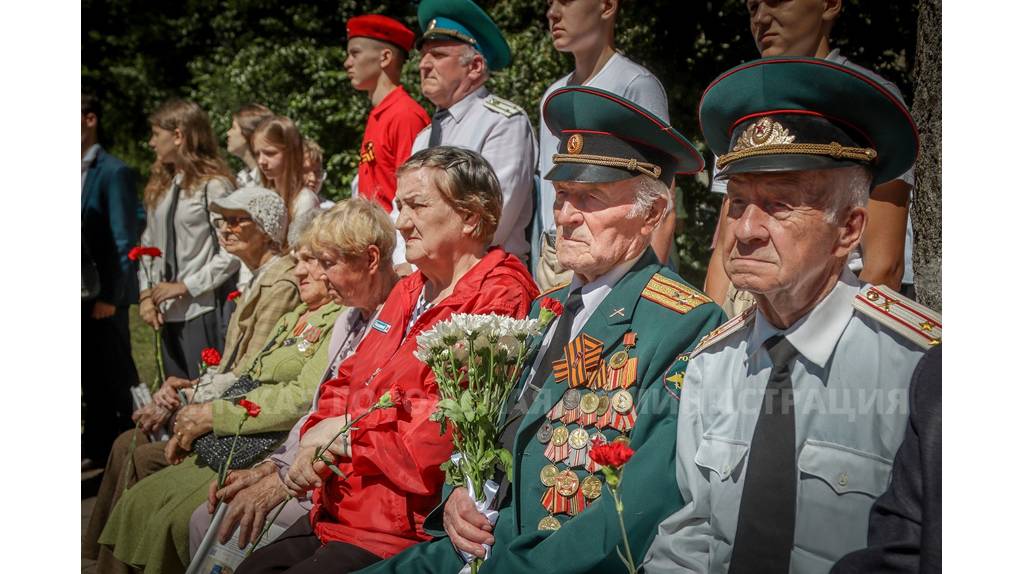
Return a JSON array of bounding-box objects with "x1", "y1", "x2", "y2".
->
[
  {"x1": 389, "y1": 385, "x2": 405, "y2": 409},
  {"x1": 589, "y1": 439, "x2": 635, "y2": 469},
  {"x1": 226, "y1": 290, "x2": 242, "y2": 302},
  {"x1": 200, "y1": 348, "x2": 222, "y2": 367},
  {"x1": 128, "y1": 245, "x2": 162, "y2": 261},
  {"x1": 540, "y1": 297, "x2": 564, "y2": 316},
  {"x1": 238, "y1": 399, "x2": 261, "y2": 418}
]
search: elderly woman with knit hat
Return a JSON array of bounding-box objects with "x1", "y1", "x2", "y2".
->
[{"x1": 85, "y1": 187, "x2": 304, "y2": 572}]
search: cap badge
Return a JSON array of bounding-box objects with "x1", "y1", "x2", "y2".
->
[
  {"x1": 734, "y1": 116, "x2": 795, "y2": 152},
  {"x1": 567, "y1": 133, "x2": 584, "y2": 155},
  {"x1": 428, "y1": 18, "x2": 437, "y2": 31}
]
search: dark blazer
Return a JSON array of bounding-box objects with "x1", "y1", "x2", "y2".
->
[
  {"x1": 81, "y1": 147, "x2": 139, "y2": 307},
  {"x1": 831, "y1": 344, "x2": 942, "y2": 573}
]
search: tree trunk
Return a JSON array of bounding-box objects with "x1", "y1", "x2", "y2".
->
[{"x1": 910, "y1": 0, "x2": 942, "y2": 310}]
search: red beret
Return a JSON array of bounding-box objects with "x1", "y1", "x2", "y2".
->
[{"x1": 346, "y1": 15, "x2": 415, "y2": 53}]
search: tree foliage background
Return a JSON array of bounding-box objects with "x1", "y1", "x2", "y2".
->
[{"x1": 83, "y1": 0, "x2": 919, "y2": 286}]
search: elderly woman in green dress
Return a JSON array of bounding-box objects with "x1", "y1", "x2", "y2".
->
[{"x1": 95, "y1": 221, "x2": 343, "y2": 574}]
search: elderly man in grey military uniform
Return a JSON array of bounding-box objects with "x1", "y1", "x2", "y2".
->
[
  {"x1": 643, "y1": 58, "x2": 941, "y2": 574},
  {"x1": 402, "y1": 0, "x2": 535, "y2": 264}
]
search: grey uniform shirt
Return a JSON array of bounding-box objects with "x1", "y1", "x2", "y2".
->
[
  {"x1": 409, "y1": 86, "x2": 536, "y2": 260},
  {"x1": 138, "y1": 175, "x2": 240, "y2": 322},
  {"x1": 537, "y1": 52, "x2": 669, "y2": 237},
  {"x1": 644, "y1": 269, "x2": 928, "y2": 574}
]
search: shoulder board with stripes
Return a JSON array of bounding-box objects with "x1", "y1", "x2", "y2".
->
[
  {"x1": 537, "y1": 281, "x2": 570, "y2": 299},
  {"x1": 853, "y1": 284, "x2": 941, "y2": 349},
  {"x1": 690, "y1": 305, "x2": 756, "y2": 358},
  {"x1": 483, "y1": 96, "x2": 524, "y2": 118},
  {"x1": 640, "y1": 273, "x2": 712, "y2": 315}
]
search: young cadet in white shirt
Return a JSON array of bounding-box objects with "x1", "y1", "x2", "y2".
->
[{"x1": 533, "y1": 0, "x2": 672, "y2": 291}]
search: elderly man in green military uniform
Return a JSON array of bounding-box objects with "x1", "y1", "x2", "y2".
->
[{"x1": 354, "y1": 87, "x2": 726, "y2": 574}]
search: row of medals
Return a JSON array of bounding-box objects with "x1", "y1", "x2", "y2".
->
[{"x1": 534, "y1": 346, "x2": 638, "y2": 531}]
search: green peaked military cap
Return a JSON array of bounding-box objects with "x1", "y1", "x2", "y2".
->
[
  {"x1": 699, "y1": 57, "x2": 919, "y2": 187},
  {"x1": 543, "y1": 86, "x2": 704, "y2": 187},
  {"x1": 417, "y1": 0, "x2": 511, "y2": 71}
]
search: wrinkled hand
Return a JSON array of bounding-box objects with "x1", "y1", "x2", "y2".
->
[
  {"x1": 132, "y1": 403, "x2": 170, "y2": 434},
  {"x1": 218, "y1": 473, "x2": 290, "y2": 548},
  {"x1": 284, "y1": 444, "x2": 334, "y2": 497},
  {"x1": 299, "y1": 416, "x2": 351, "y2": 460},
  {"x1": 164, "y1": 433, "x2": 191, "y2": 465},
  {"x1": 443, "y1": 487, "x2": 493, "y2": 559},
  {"x1": 139, "y1": 296, "x2": 163, "y2": 328},
  {"x1": 208, "y1": 462, "x2": 277, "y2": 512},
  {"x1": 151, "y1": 281, "x2": 189, "y2": 305},
  {"x1": 173, "y1": 403, "x2": 214, "y2": 450},
  {"x1": 153, "y1": 378, "x2": 187, "y2": 410},
  {"x1": 91, "y1": 301, "x2": 117, "y2": 320}
]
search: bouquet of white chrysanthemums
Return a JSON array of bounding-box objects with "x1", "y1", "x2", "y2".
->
[{"x1": 416, "y1": 313, "x2": 546, "y2": 496}]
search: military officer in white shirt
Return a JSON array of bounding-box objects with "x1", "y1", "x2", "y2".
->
[
  {"x1": 403, "y1": 0, "x2": 536, "y2": 264},
  {"x1": 643, "y1": 58, "x2": 942, "y2": 574}
]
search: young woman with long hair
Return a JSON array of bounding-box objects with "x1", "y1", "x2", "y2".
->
[
  {"x1": 139, "y1": 99, "x2": 239, "y2": 380},
  {"x1": 226, "y1": 103, "x2": 274, "y2": 188},
  {"x1": 251, "y1": 115, "x2": 320, "y2": 248}
]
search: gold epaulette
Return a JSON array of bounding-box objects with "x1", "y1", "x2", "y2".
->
[
  {"x1": 640, "y1": 273, "x2": 712, "y2": 315},
  {"x1": 853, "y1": 284, "x2": 941, "y2": 348},
  {"x1": 537, "y1": 281, "x2": 570, "y2": 299},
  {"x1": 483, "y1": 96, "x2": 524, "y2": 118},
  {"x1": 690, "y1": 305, "x2": 756, "y2": 358}
]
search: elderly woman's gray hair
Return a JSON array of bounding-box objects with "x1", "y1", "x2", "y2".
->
[
  {"x1": 396, "y1": 146, "x2": 503, "y2": 245},
  {"x1": 307, "y1": 198, "x2": 397, "y2": 262},
  {"x1": 210, "y1": 186, "x2": 288, "y2": 247}
]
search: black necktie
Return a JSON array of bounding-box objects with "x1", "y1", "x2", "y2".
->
[
  {"x1": 162, "y1": 180, "x2": 182, "y2": 282},
  {"x1": 494, "y1": 289, "x2": 583, "y2": 505},
  {"x1": 729, "y1": 335, "x2": 800, "y2": 574},
  {"x1": 427, "y1": 109, "x2": 449, "y2": 147}
]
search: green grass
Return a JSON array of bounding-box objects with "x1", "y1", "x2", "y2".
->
[{"x1": 128, "y1": 304, "x2": 161, "y2": 390}]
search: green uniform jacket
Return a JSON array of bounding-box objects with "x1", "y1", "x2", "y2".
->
[
  {"x1": 212, "y1": 301, "x2": 342, "y2": 436},
  {"x1": 357, "y1": 250, "x2": 725, "y2": 574}
]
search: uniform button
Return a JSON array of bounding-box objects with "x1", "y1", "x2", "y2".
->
[{"x1": 837, "y1": 472, "x2": 849, "y2": 488}]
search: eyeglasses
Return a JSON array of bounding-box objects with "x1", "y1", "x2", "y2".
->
[{"x1": 213, "y1": 215, "x2": 253, "y2": 231}]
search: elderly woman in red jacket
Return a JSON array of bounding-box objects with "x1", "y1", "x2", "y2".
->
[{"x1": 235, "y1": 146, "x2": 539, "y2": 574}]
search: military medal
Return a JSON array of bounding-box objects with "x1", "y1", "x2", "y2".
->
[
  {"x1": 580, "y1": 475, "x2": 603, "y2": 501},
  {"x1": 577, "y1": 391, "x2": 600, "y2": 426},
  {"x1": 560, "y1": 389, "x2": 582, "y2": 425},
  {"x1": 595, "y1": 395, "x2": 613, "y2": 429},
  {"x1": 586, "y1": 432, "x2": 607, "y2": 473},
  {"x1": 536, "y1": 419, "x2": 554, "y2": 444},
  {"x1": 540, "y1": 464, "x2": 559, "y2": 487},
  {"x1": 566, "y1": 427, "x2": 591, "y2": 467},
  {"x1": 544, "y1": 425, "x2": 571, "y2": 463},
  {"x1": 610, "y1": 390, "x2": 636, "y2": 432},
  {"x1": 587, "y1": 361, "x2": 607, "y2": 391},
  {"x1": 608, "y1": 350, "x2": 629, "y2": 370},
  {"x1": 552, "y1": 333, "x2": 603, "y2": 387},
  {"x1": 607, "y1": 357, "x2": 637, "y2": 390},
  {"x1": 537, "y1": 515, "x2": 561, "y2": 531}
]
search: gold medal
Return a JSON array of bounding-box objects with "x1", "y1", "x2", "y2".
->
[
  {"x1": 568, "y1": 427, "x2": 590, "y2": 450},
  {"x1": 608, "y1": 350, "x2": 629, "y2": 370},
  {"x1": 540, "y1": 464, "x2": 559, "y2": 487},
  {"x1": 596, "y1": 395, "x2": 610, "y2": 415},
  {"x1": 613, "y1": 434, "x2": 631, "y2": 446},
  {"x1": 581, "y1": 475, "x2": 603, "y2": 500},
  {"x1": 538, "y1": 515, "x2": 561, "y2": 531},
  {"x1": 611, "y1": 389, "x2": 634, "y2": 413},
  {"x1": 579, "y1": 392, "x2": 600, "y2": 414},
  {"x1": 555, "y1": 469, "x2": 580, "y2": 496},
  {"x1": 550, "y1": 425, "x2": 570, "y2": 447}
]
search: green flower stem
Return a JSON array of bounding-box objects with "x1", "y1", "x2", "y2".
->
[
  {"x1": 609, "y1": 481, "x2": 637, "y2": 574},
  {"x1": 214, "y1": 414, "x2": 249, "y2": 512},
  {"x1": 247, "y1": 494, "x2": 291, "y2": 556},
  {"x1": 151, "y1": 327, "x2": 164, "y2": 393},
  {"x1": 313, "y1": 404, "x2": 381, "y2": 466}
]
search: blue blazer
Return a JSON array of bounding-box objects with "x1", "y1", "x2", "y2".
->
[{"x1": 82, "y1": 147, "x2": 139, "y2": 307}]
